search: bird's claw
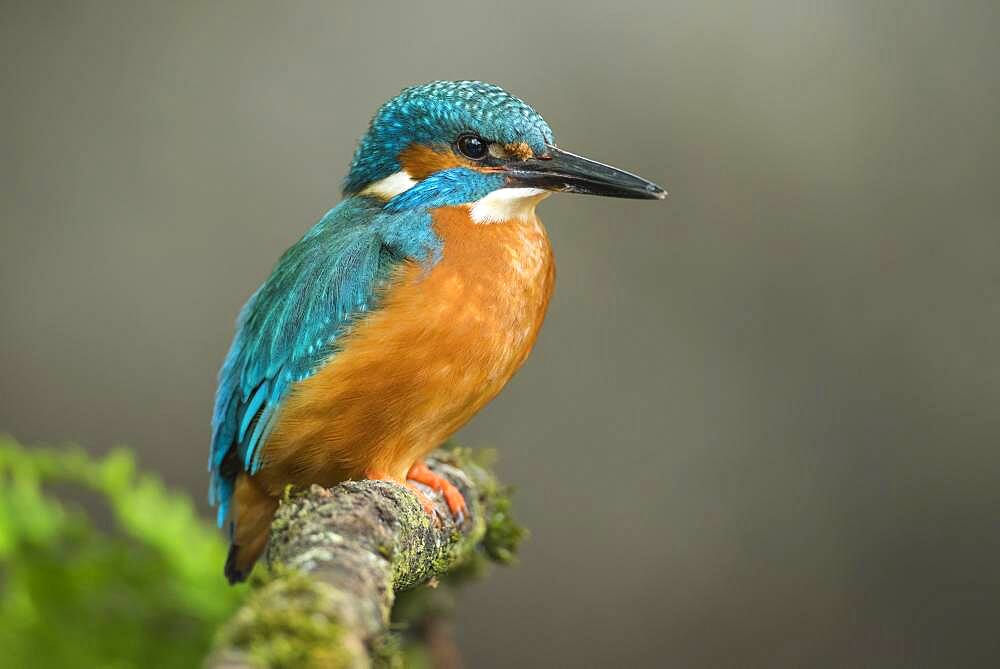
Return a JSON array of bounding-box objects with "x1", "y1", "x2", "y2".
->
[{"x1": 406, "y1": 460, "x2": 469, "y2": 526}]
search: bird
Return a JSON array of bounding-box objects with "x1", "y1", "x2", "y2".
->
[{"x1": 209, "y1": 80, "x2": 666, "y2": 583}]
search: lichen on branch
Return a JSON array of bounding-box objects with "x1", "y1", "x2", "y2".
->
[{"x1": 207, "y1": 447, "x2": 524, "y2": 669}]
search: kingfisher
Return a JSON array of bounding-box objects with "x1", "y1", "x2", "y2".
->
[{"x1": 209, "y1": 81, "x2": 666, "y2": 583}]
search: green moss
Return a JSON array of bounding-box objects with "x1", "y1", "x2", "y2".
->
[
  {"x1": 433, "y1": 442, "x2": 497, "y2": 470},
  {"x1": 370, "y1": 631, "x2": 406, "y2": 669},
  {"x1": 432, "y1": 444, "x2": 527, "y2": 565},
  {"x1": 215, "y1": 570, "x2": 355, "y2": 669},
  {"x1": 371, "y1": 630, "x2": 433, "y2": 669},
  {"x1": 480, "y1": 481, "x2": 527, "y2": 564}
]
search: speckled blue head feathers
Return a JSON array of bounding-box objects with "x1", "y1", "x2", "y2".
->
[{"x1": 344, "y1": 81, "x2": 554, "y2": 194}]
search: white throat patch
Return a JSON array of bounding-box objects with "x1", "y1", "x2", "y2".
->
[
  {"x1": 468, "y1": 188, "x2": 550, "y2": 224},
  {"x1": 360, "y1": 172, "x2": 549, "y2": 224},
  {"x1": 360, "y1": 170, "x2": 417, "y2": 199}
]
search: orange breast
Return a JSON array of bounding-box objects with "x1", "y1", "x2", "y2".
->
[{"x1": 254, "y1": 205, "x2": 555, "y2": 492}]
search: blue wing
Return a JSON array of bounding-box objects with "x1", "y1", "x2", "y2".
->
[{"x1": 208, "y1": 196, "x2": 441, "y2": 527}]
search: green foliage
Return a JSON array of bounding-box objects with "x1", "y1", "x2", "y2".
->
[{"x1": 0, "y1": 436, "x2": 243, "y2": 669}]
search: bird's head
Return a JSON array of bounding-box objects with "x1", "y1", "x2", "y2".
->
[{"x1": 343, "y1": 81, "x2": 665, "y2": 221}]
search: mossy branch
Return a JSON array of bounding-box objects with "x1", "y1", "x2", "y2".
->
[{"x1": 206, "y1": 448, "x2": 524, "y2": 669}]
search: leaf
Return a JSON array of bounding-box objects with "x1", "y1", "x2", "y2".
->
[{"x1": 0, "y1": 436, "x2": 245, "y2": 669}]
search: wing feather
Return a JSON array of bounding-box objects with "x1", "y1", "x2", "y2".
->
[{"x1": 208, "y1": 197, "x2": 440, "y2": 526}]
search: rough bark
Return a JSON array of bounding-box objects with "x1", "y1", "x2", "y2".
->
[{"x1": 206, "y1": 448, "x2": 521, "y2": 669}]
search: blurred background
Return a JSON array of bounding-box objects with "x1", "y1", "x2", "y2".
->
[{"x1": 2, "y1": 1, "x2": 999, "y2": 667}]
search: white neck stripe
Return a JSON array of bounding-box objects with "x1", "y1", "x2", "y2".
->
[
  {"x1": 360, "y1": 170, "x2": 417, "y2": 199},
  {"x1": 360, "y1": 174, "x2": 550, "y2": 223}
]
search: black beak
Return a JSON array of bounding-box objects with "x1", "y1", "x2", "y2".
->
[{"x1": 504, "y1": 145, "x2": 667, "y2": 200}]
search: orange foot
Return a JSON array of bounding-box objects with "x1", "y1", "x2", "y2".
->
[{"x1": 406, "y1": 460, "x2": 468, "y2": 525}]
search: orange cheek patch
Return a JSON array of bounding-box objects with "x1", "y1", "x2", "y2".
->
[{"x1": 398, "y1": 144, "x2": 468, "y2": 179}]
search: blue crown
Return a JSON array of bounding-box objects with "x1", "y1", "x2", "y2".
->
[{"x1": 343, "y1": 81, "x2": 555, "y2": 194}]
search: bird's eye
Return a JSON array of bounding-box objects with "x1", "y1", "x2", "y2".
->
[{"x1": 456, "y1": 134, "x2": 488, "y2": 160}]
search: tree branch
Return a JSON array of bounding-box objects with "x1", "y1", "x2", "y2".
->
[{"x1": 206, "y1": 448, "x2": 522, "y2": 669}]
